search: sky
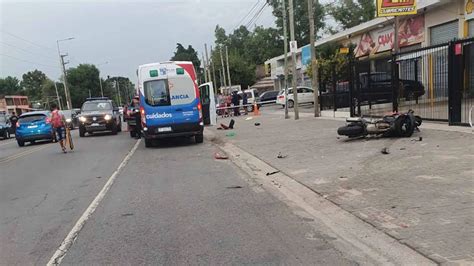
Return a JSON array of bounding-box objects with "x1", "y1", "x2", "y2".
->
[{"x1": 0, "y1": 0, "x2": 276, "y2": 82}]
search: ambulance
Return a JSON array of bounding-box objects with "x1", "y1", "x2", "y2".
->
[{"x1": 138, "y1": 61, "x2": 203, "y2": 147}]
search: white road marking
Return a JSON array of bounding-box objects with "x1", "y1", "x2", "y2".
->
[{"x1": 47, "y1": 139, "x2": 141, "y2": 265}]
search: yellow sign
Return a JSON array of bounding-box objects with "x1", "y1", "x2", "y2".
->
[
  {"x1": 377, "y1": 0, "x2": 417, "y2": 17},
  {"x1": 339, "y1": 47, "x2": 349, "y2": 54}
]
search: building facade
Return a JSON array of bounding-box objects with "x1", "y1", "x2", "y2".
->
[
  {"x1": 266, "y1": 0, "x2": 467, "y2": 91},
  {"x1": 0, "y1": 95, "x2": 31, "y2": 115}
]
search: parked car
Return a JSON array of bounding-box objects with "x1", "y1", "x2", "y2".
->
[
  {"x1": 0, "y1": 113, "x2": 14, "y2": 139},
  {"x1": 257, "y1": 90, "x2": 279, "y2": 107},
  {"x1": 61, "y1": 109, "x2": 79, "y2": 129},
  {"x1": 238, "y1": 89, "x2": 259, "y2": 112},
  {"x1": 276, "y1": 87, "x2": 315, "y2": 108},
  {"x1": 358, "y1": 72, "x2": 425, "y2": 102},
  {"x1": 15, "y1": 111, "x2": 55, "y2": 146},
  {"x1": 78, "y1": 97, "x2": 122, "y2": 137}
]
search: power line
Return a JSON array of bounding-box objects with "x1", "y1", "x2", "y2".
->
[
  {"x1": 0, "y1": 30, "x2": 56, "y2": 52},
  {"x1": 233, "y1": 0, "x2": 261, "y2": 30},
  {"x1": 245, "y1": 2, "x2": 268, "y2": 29},
  {"x1": 0, "y1": 53, "x2": 59, "y2": 69},
  {"x1": 0, "y1": 41, "x2": 57, "y2": 62},
  {"x1": 249, "y1": 2, "x2": 269, "y2": 29}
]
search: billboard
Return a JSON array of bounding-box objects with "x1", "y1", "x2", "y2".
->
[
  {"x1": 399, "y1": 15, "x2": 424, "y2": 47},
  {"x1": 354, "y1": 26, "x2": 394, "y2": 57},
  {"x1": 377, "y1": 0, "x2": 417, "y2": 17},
  {"x1": 466, "y1": 0, "x2": 474, "y2": 21}
]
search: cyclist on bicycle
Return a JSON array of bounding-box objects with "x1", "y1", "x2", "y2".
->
[{"x1": 50, "y1": 103, "x2": 67, "y2": 153}]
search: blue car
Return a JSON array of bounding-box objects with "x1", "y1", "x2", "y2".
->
[{"x1": 15, "y1": 111, "x2": 55, "y2": 147}]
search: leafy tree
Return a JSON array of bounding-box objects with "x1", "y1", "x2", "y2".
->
[
  {"x1": 170, "y1": 43, "x2": 202, "y2": 81},
  {"x1": 210, "y1": 25, "x2": 283, "y2": 88},
  {"x1": 328, "y1": 0, "x2": 375, "y2": 30},
  {"x1": 0, "y1": 76, "x2": 22, "y2": 96},
  {"x1": 66, "y1": 64, "x2": 101, "y2": 108},
  {"x1": 105, "y1": 76, "x2": 135, "y2": 105},
  {"x1": 21, "y1": 70, "x2": 47, "y2": 101},
  {"x1": 40, "y1": 79, "x2": 67, "y2": 110},
  {"x1": 268, "y1": 0, "x2": 326, "y2": 45}
]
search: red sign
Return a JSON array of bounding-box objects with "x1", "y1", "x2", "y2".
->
[
  {"x1": 382, "y1": 0, "x2": 415, "y2": 7},
  {"x1": 455, "y1": 43, "x2": 463, "y2": 55}
]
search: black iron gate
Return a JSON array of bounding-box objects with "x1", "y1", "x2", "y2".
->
[{"x1": 339, "y1": 38, "x2": 474, "y2": 126}]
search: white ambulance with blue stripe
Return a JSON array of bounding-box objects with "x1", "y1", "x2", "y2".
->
[{"x1": 138, "y1": 61, "x2": 203, "y2": 147}]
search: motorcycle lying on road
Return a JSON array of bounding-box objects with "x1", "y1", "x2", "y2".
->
[{"x1": 337, "y1": 110, "x2": 422, "y2": 138}]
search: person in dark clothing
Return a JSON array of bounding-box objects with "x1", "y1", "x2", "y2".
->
[
  {"x1": 242, "y1": 92, "x2": 248, "y2": 115},
  {"x1": 9, "y1": 111, "x2": 18, "y2": 134},
  {"x1": 231, "y1": 91, "x2": 241, "y2": 116},
  {"x1": 131, "y1": 97, "x2": 141, "y2": 139}
]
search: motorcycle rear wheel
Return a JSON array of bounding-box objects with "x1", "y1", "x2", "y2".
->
[{"x1": 337, "y1": 124, "x2": 365, "y2": 137}]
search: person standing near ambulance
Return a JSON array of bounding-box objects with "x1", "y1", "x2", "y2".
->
[{"x1": 50, "y1": 103, "x2": 67, "y2": 153}]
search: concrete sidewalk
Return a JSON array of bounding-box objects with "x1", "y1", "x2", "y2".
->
[{"x1": 208, "y1": 110, "x2": 474, "y2": 265}]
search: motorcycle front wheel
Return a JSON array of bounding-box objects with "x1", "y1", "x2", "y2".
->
[{"x1": 395, "y1": 116, "x2": 415, "y2": 137}]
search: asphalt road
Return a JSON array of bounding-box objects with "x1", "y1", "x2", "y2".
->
[{"x1": 1, "y1": 128, "x2": 355, "y2": 265}]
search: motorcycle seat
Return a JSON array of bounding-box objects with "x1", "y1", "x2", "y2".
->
[{"x1": 346, "y1": 117, "x2": 362, "y2": 122}]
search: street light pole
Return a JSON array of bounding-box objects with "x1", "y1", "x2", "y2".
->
[
  {"x1": 53, "y1": 81, "x2": 62, "y2": 110},
  {"x1": 56, "y1": 37, "x2": 74, "y2": 110}
]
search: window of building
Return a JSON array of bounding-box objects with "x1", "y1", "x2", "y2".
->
[{"x1": 468, "y1": 20, "x2": 474, "y2": 37}]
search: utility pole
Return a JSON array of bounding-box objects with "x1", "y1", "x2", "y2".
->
[
  {"x1": 210, "y1": 45, "x2": 217, "y2": 89},
  {"x1": 219, "y1": 46, "x2": 227, "y2": 90},
  {"x1": 308, "y1": 0, "x2": 320, "y2": 117},
  {"x1": 288, "y1": 0, "x2": 299, "y2": 120},
  {"x1": 99, "y1": 77, "x2": 104, "y2": 97},
  {"x1": 204, "y1": 44, "x2": 212, "y2": 83},
  {"x1": 115, "y1": 79, "x2": 122, "y2": 106},
  {"x1": 202, "y1": 53, "x2": 208, "y2": 83},
  {"x1": 53, "y1": 81, "x2": 62, "y2": 110},
  {"x1": 225, "y1": 46, "x2": 232, "y2": 89},
  {"x1": 282, "y1": 0, "x2": 289, "y2": 119},
  {"x1": 56, "y1": 37, "x2": 74, "y2": 110},
  {"x1": 59, "y1": 55, "x2": 72, "y2": 110}
]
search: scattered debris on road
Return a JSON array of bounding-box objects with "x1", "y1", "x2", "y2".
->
[
  {"x1": 400, "y1": 148, "x2": 406, "y2": 150},
  {"x1": 411, "y1": 137, "x2": 423, "y2": 142},
  {"x1": 245, "y1": 117, "x2": 253, "y2": 121},
  {"x1": 254, "y1": 123, "x2": 261, "y2": 126},
  {"x1": 277, "y1": 152, "x2": 287, "y2": 159},
  {"x1": 96, "y1": 176, "x2": 102, "y2": 179},
  {"x1": 121, "y1": 213, "x2": 134, "y2": 217},
  {"x1": 226, "y1": 185, "x2": 243, "y2": 189},
  {"x1": 226, "y1": 132, "x2": 236, "y2": 137},
  {"x1": 266, "y1": 170, "x2": 280, "y2": 176},
  {"x1": 214, "y1": 152, "x2": 229, "y2": 160},
  {"x1": 381, "y1": 147, "x2": 390, "y2": 154},
  {"x1": 218, "y1": 119, "x2": 235, "y2": 130}
]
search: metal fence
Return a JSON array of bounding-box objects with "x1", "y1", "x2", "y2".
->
[
  {"x1": 395, "y1": 43, "x2": 450, "y2": 121},
  {"x1": 325, "y1": 38, "x2": 474, "y2": 126}
]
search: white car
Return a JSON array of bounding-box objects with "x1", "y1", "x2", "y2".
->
[
  {"x1": 276, "y1": 87, "x2": 314, "y2": 108},
  {"x1": 238, "y1": 89, "x2": 259, "y2": 112}
]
